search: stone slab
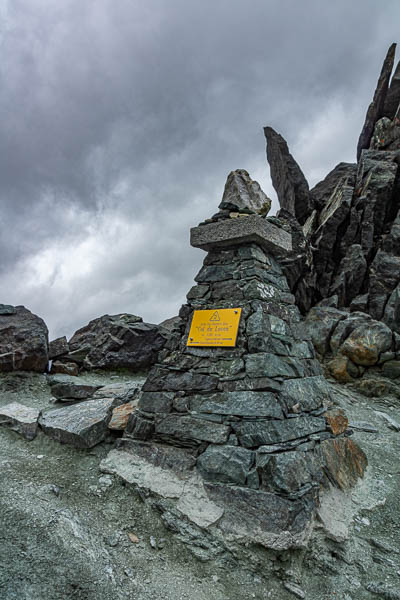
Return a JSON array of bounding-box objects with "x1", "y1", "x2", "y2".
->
[
  {"x1": 0, "y1": 402, "x2": 39, "y2": 440},
  {"x1": 232, "y1": 416, "x2": 326, "y2": 448},
  {"x1": 39, "y1": 397, "x2": 117, "y2": 448},
  {"x1": 155, "y1": 415, "x2": 230, "y2": 445},
  {"x1": 189, "y1": 391, "x2": 283, "y2": 418},
  {"x1": 190, "y1": 215, "x2": 292, "y2": 255},
  {"x1": 101, "y1": 448, "x2": 223, "y2": 528},
  {"x1": 50, "y1": 381, "x2": 101, "y2": 401}
]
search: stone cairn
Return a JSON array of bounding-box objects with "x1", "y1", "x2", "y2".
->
[{"x1": 110, "y1": 169, "x2": 367, "y2": 550}]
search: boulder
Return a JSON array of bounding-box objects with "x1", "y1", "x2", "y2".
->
[
  {"x1": 329, "y1": 311, "x2": 372, "y2": 355},
  {"x1": 305, "y1": 307, "x2": 348, "y2": 356},
  {"x1": 340, "y1": 321, "x2": 393, "y2": 366},
  {"x1": 0, "y1": 305, "x2": 48, "y2": 372},
  {"x1": 67, "y1": 314, "x2": 167, "y2": 372},
  {"x1": 0, "y1": 402, "x2": 39, "y2": 440}
]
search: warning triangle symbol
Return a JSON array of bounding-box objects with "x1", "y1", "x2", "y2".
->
[{"x1": 209, "y1": 310, "x2": 220, "y2": 322}]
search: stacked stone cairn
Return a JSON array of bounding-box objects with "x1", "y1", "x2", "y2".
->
[{"x1": 111, "y1": 170, "x2": 366, "y2": 550}]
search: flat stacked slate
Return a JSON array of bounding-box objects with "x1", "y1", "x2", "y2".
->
[{"x1": 109, "y1": 170, "x2": 366, "y2": 550}]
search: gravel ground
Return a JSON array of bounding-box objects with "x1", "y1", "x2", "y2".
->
[{"x1": 1, "y1": 371, "x2": 400, "y2": 600}]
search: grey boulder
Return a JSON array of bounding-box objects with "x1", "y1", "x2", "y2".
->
[
  {"x1": 0, "y1": 305, "x2": 48, "y2": 372},
  {"x1": 67, "y1": 313, "x2": 167, "y2": 372}
]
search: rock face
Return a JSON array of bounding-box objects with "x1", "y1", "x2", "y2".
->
[
  {"x1": 64, "y1": 314, "x2": 167, "y2": 372},
  {"x1": 264, "y1": 44, "x2": 400, "y2": 337},
  {"x1": 106, "y1": 172, "x2": 366, "y2": 551},
  {"x1": 0, "y1": 306, "x2": 48, "y2": 372}
]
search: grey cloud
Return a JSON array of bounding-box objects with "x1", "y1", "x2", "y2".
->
[{"x1": 1, "y1": 0, "x2": 400, "y2": 336}]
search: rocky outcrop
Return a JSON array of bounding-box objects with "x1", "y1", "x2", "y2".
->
[
  {"x1": 103, "y1": 172, "x2": 366, "y2": 551},
  {"x1": 264, "y1": 44, "x2": 400, "y2": 337},
  {"x1": 0, "y1": 306, "x2": 48, "y2": 372},
  {"x1": 62, "y1": 314, "x2": 167, "y2": 372}
]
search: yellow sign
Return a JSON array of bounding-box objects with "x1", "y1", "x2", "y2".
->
[{"x1": 187, "y1": 308, "x2": 242, "y2": 347}]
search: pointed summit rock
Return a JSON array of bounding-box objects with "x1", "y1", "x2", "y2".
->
[
  {"x1": 218, "y1": 169, "x2": 272, "y2": 214},
  {"x1": 264, "y1": 126, "x2": 312, "y2": 225},
  {"x1": 357, "y1": 43, "x2": 396, "y2": 160},
  {"x1": 102, "y1": 174, "x2": 366, "y2": 551}
]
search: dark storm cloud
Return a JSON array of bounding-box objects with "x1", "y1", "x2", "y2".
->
[{"x1": 0, "y1": 0, "x2": 399, "y2": 337}]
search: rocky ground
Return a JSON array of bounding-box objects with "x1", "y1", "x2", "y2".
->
[{"x1": 1, "y1": 369, "x2": 400, "y2": 600}]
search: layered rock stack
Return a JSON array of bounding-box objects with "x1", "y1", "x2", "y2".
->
[
  {"x1": 103, "y1": 170, "x2": 366, "y2": 551},
  {"x1": 264, "y1": 43, "x2": 400, "y2": 328}
]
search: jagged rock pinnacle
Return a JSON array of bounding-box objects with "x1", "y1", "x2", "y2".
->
[
  {"x1": 264, "y1": 126, "x2": 312, "y2": 225},
  {"x1": 357, "y1": 42, "x2": 396, "y2": 160}
]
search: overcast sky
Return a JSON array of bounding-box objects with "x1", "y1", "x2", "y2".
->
[{"x1": 0, "y1": 0, "x2": 399, "y2": 339}]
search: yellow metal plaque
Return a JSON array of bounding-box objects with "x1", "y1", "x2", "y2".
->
[{"x1": 187, "y1": 308, "x2": 242, "y2": 347}]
